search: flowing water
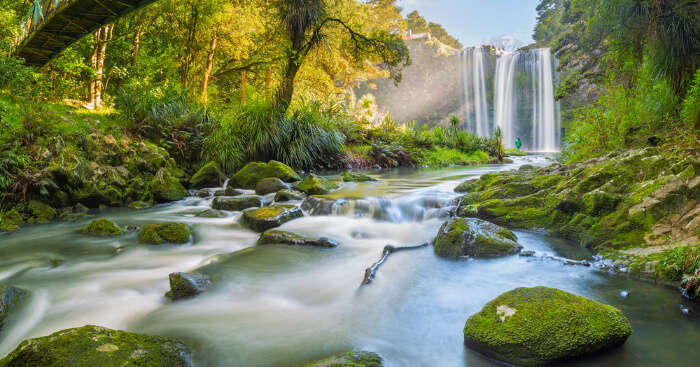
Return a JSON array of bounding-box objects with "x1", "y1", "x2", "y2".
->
[{"x1": 0, "y1": 156, "x2": 698, "y2": 367}]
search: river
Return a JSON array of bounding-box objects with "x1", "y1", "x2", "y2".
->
[{"x1": 0, "y1": 156, "x2": 697, "y2": 366}]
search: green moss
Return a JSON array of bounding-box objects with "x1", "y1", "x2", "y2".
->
[
  {"x1": 342, "y1": 172, "x2": 377, "y2": 182},
  {"x1": 0, "y1": 325, "x2": 193, "y2": 367},
  {"x1": 299, "y1": 351, "x2": 382, "y2": 367},
  {"x1": 27, "y1": 200, "x2": 56, "y2": 224},
  {"x1": 190, "y1": 161, "x2": 225, "y2": 188},
  {"x1": 433, "y1": 218, "x2": 521, "y2": 258},
  {"x1": 275, "y1": 189, "x2": 306, "y2": 202},
  {"x1": 166, "y1": 272, "x2": 211, "y2": 300},
  {"x1": 139, "y1": 223, "x2": 190, "y2": 245},
  {"x1": 78, "y1": 218, "x2": 122, "y2": 237},
  {"x1": 229, "y1": 160, "x2": 300, "y2": 189},
  {"x1": 293, "y1": 174, "x2": 339, "y2": 195},
  {"x1": 464, "y1": 287, "x2": 632, "y2": 366},
  {"x1": 257, "y1": 230, "x2": 338, "y2": 248},
  {"x1": 150, "y1": 168, "x2": 188, "y2": 203},
  {"x1": 241, "y1": 205, "x2": 303, "y2": 232},
  {"x1": 0, "y1": 209, "x2": 24, "y2": 232},
  {"x1": 212, "y1": 196, "x2": 263, "y2": 211}
]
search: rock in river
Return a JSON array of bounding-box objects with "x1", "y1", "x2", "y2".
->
[
  {"x1": 257, "y1": 230, "x2": 338, "y2": 248},
  {"x1": 293, "y1": 173, "x2": 339, "y2": 195},
  {"x1": 0, "y1": 285, "x2": 28, "y2": 333},
  {"x1": 166, "y1": 272, "x2": 212, "y2": 300},
  {"x1": 139, "y1": 222, "x2": 190, "y2": 245},
  {"x1": 342, "y1": 171, "x2": 377, "y2": 182},
  {"x1": 78, "y1": 218, "x2": 122, "y2": 237},
  {"x1": 0, "y1": 325, "x2": 194, "y2": 367},
  {"x1": 275, "y1": 189, "x2": 306, "y2": 202},
  {"x1": 189, "y1": 161, "x2": 226, "y2": 188},
  {"x1": 229, "y1": 160, "x2": 300, "y2": 189},
  {"x1": 463, "y1": 286, "x2": 632, "y2": 366},
  {"x1": 241, "y1": 205, "x2": 303, "y2": 232},
  {"x1": 433, "y1": 218, "x2": 521, "y2": 258},
  {"x1": 298, "y1": 351, "x2": 382, "y2": 367},
  {"x1": 212, "y1": 195, "x2": 263, "y2": 211},
  {"x1": 255, "y1": 177, "x2": 289, "y2": 195}
]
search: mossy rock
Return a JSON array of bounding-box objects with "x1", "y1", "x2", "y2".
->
[
  {"x1": 342, "y1": 172, "x2": 377, "y2": 182},
  {"x1": 139, "y1": 223, "x2": 190, "y2": 245},
  {"x1": 196, "y1": 209, "x2": 227, "y2": 218},
  {"x1": 455, "y1": 179, "x2": 481, "y2": 193},
  {"x1": 150, "y1": 168, "x2": 188, "y2": 203},
  {"x1": 128, "y1": 201, "x2": 153, "y2": 210},
  {"x1": 0, "y1": 285, "x2": 29, "y2": 333},
  {"x1": 298, "y1": 351, "x2": 382, "y2": 367},
  {"x1": 433, "y1": 218, "x2": 521, "y2": 258},
  {"x1": 27, "y1": 200, "x2": 56, "y2": 224},
  {"x1": 293, "y1": 174, "x2": 339, "y2": 195},
  {"x1": 0, "y1": 209, "x2": 24, "y2": 232},
  {"x1": 0, "y1": 325, "x2": 193, "y2": 367},
  {"x1": 223, "y1": 184, "x2": 245, "y2": 196},
  {"x1": 190, "y1": 161, "x2": 226, "y2": 188},
  {"x1": 275, "y1": 189, "x2": 306, "y2": 202},
  {"x1": 257, "y1": 230, "x2": 338, "y2": 248},
  {"x1": 166, "y1": 272, "x2": 211, "y2": 300},
  {"x1": 212, "y1": 196, "x2": 263, "y2": 211},
  {"x1": 78, "y1": 218, "x2": 122, "y2": 237},
  {"x1": 255, "y1": 177, "x2": 289, "y2": 195},
  {"x1": 229, "y1": 160, "x2": 300, "y2": 189},
  {"x1": 463, "y1": 287, "x2": 632, "y2": 366},
  {"x1": 241, "y1": 205, "x2": 304, "y2": 232}
]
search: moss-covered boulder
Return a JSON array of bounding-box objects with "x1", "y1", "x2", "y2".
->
[
  {"x1": 78, "y1": 218, "x2": 122, "y2": 237},
  {"x1": 196, "y1": 209, "x2": 227, "y2": 218},
  {"x1": 190, "y1": 161, "x2": 226, "y2": 188},
  {"x1": 166, "y1": 272, "x2": 211, "y2": 300},
  {"x1": 229, "y1": 160, "x2": 300, "y2": 189},
  {"x1": 463, "y1": 287, "x2": 632, "y2": 366},
  {"x1": 0, "y1": 285, "x2": 28, "y2": 333},
  {"x1": 298, "y1": 351, "x2": 382, "y2": 367},
  {"x1": 293, "y1": 174, "x2": 339, "y2": 195},
  {"x1": 0, "y1": 325, "x2": 193, "y2": 367},
  {"x1": 342, "y1": 172, "x2": 377, "y2": 182},
  {"x1": 212, "y1": 196, "x2": 263, "y2": 211},
  {"x1": 139, "y1": 223, "x2": 190, "y2": 245},
  {"x1": 26, "y1": 200, "x2": 57, "y2": 224},
  {"x1": 275, "y1": 189, "x2": 306, "y2": 202},
  {"x1": 255, "y1": 178, "x2": 289, "y2": 195},
  {"x1": 150, "y1": 168, "x2": 188, "y2": 203},
  {"x1": 257, "y1": 230, "x2": 338, "y2": 248},
  {"x1": 223, "y1": 184, "x2": 245, "y2": 196},
  {"x1": 433, "y1": 218, "x2": 521, "y2": 258},
  {"x1": 128, "y1": 201, "x2": 153, "y2": 210},
  {"x1": 0, "y1": 209, "x2": 24, "y2": 232},
  {"x1": 241, "y1": 205, "x2": 303, "y2": 232}
]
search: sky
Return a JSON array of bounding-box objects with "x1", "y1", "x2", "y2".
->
[{"x1": 398, "y1": 0, "x2": 541, "y2": 47}]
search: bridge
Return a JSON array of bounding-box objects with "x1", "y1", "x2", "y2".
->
[{"x1": 15, "y1": 0, "x2": 156, "y2": 66}]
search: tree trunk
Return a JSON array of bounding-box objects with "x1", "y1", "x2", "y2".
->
[
  {"x1": 202, "y1": 34, "x2": 217, "y2": 104},
  {"x1": 241, "y1": 70, "x2": 247, "y2": 105},
  {"x1": 265, "y1": 67, "x2": 272, "y2": 92},
  {"x1": 275, "y1": 58, "x2": 301, "y2": 110},
  {"x1": 93, "y1": 24, "x2": 113, "y2": 108},
  {"x1": 132, "y1": 26, "x2": 142, "y2": 68},
  {"x1": 89, "y1": 28, "x2": 100, "y2": 106}
]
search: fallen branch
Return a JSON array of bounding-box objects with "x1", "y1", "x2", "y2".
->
[{"x1": 361, "y1": 243, "x2": 428, "y2": 286}]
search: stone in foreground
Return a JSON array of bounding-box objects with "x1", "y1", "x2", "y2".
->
[
  {"x1": 298, "y1": 351, "x2": 382, "y2": 367},
  {"x1": 0, "y1": 325, "x2": 193, "y2": 367},
  {"x1": 166, "y1": 272, "x2": 211, "y2": 300},
  {"x1": 139, "y1": 223, "x2": 190, "y2": 244},
  {"x1": 463, "y1": 286, "x2": 632, "y2": 366},
  {"x1": 293, "y1": 173, "x2": 339, "y2": 195},
  {"x1": 258, "y1": 230, "x2": 338, "y2": 248},
  {"x1": 190, "y1": 161, "x2": 226, "y2": 188},
  {"x1": 0, "y1": 285, "x2": 28, "y2": 333},
  {"x1": 78, "y1": 218, "x2": 122, "y2": 237},
  {"x1": 229, "y1": 160, "x2": 300, "y2": 189},
  {"x1": 255, "y1": 177, "x2": 289, "y2": 195},
  {"x1": 241, "y1": 205, "x2": 303, "y2": 232},
  {"x1": 212, "y1": 196, "x2": 263, "y2": 211},
  {"x1": 433, "y1": 218, "x2": 521, "y2": 258}
]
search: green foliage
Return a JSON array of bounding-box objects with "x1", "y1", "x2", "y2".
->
[
  {"x1": 681, "y1": 67, "x2": 700, "y2": 132},
  {"x1": 0, "y1": 56, "x2": 37, "y2": 97}
]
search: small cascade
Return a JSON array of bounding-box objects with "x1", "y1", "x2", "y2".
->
[{"x1": 461, "y1": 47, "x2": 491, "y2": 136}]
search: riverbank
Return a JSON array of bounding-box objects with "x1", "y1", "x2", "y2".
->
[{"x1": 453, "y1": 147, "x2": 700, "y2": 300}]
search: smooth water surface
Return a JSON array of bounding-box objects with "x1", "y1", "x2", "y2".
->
[{"x1": 0, "y1": 156, "x2": 697, "y2": 367}]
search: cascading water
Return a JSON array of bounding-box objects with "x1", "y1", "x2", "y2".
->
[{"x1": 461, "y1": 47, "x2": 561, "y2": 151}]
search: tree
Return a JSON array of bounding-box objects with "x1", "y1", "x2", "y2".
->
[{"x1": 406, "y1": 10, "x2": 428, "y2": 34}]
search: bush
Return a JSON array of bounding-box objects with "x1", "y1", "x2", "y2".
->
[{"x1": 0, "y1": 56, "x2": 37, "y2": 97}]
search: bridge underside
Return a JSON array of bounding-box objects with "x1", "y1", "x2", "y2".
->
[{"x1": 16, "y1": 0, "x2": 156, "y2": 66}]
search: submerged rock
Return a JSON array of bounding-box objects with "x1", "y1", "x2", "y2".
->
[
  {"x1": 298, "y1": 351, "x2": 382, "y2": 367},
  {"x1": 241, "y1": 205, "x2": 303, "y2": 232},
  {"x1": 150, "y1": 168, "x2": 188, "y2": 203},
  {"x1": 342, "y1": 172, "x2": 377, "y2": 182},
  {"x1": 433, "y1": 218, "x2": 521, "y2": 258},
  {"x1": 0, "y1": 325, "x2": 194, "y2": 367},
  {"x1": 255, "y1": 177, "x2": 289, "y2": 195},
  {"x1": 300, "y1": 196, "x2": 337, "y2": 215},
  {"x1": 275, "y1": 189, "x2": 306, "y2": 202},
  {"x1": 139, "y1": 223, "x2": 190, "y2": 245},
  {"x1": 190, "y1": 161, "x2": 225, "y2": 188},
  {"x1": 293, "y1": 174, "x2": 339, "y2": 195},
  {"x1": 212, "y1": 196, "x2": 263, "y2": 211},
  {"x1": 128, "y1": 201, "x2": 153, "y2": 210},
  {"x1": 257, "y1": 230, "x2": 338, "y2": 248},
  {"x1": 519, "y1": 250, "x2": 536, "y2": 257},
  {"x1": 78, "y1": 218, "x2": 122, "y2": 237},
  {"x1": 166, "y1": 272, "x2": 211, "y2": 300},
  {"x1": 195, "y1": 189, "x2": 210, "y2": 198},
  {"x1": 463, "y1": 286, "x2": 632, "y2": 366},
  {"x1": 0, "y1": 285, "x2": 29, "y2": 332},
  {"x1": 229, "y1": 160, "x2": 300, "y2": 189},
  {"x1": 196, "y1": 209, "x2": 227, "y2": 218}
]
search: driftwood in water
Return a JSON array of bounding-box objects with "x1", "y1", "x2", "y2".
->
[{"x1": 361, "y1": 243, "x2": 428, "y2": 286}]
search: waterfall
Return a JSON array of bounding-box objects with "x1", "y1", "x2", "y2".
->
[
  {"x1": 493, "y1": 52, "x2": 519, "y2": 149},
  {"x1": 461, "y1": 47, "x2": 561, "y2": 151},
  {"x1": 461, "y1": 47, "x2": 490, "y2": 137}
]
